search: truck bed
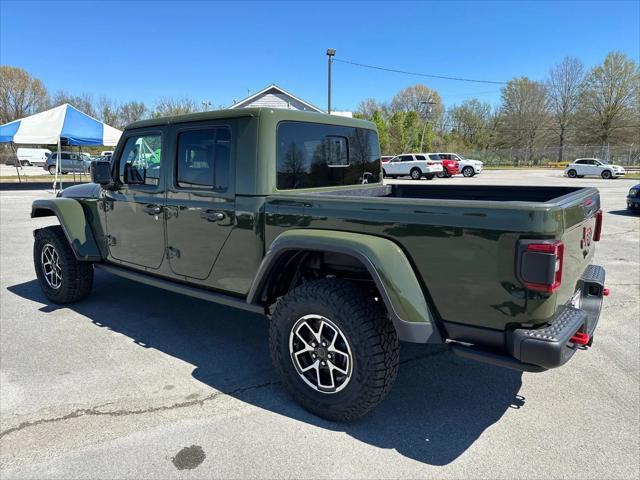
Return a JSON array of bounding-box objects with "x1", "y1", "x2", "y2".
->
[
  {"x1": 266, "y1": 183, "x2": 600, "y2": 339},
  {"x1": 314, "y1": 183, "x2": 586, "y2": 204}
]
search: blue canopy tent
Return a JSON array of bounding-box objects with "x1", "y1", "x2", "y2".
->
[{"x1": 0, "y1": 104, "x2": 122, "y2": 189}]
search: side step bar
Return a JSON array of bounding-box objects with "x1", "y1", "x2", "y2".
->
[{"x1": 95, "y1": 263, "x2": 264, "y2": 314}]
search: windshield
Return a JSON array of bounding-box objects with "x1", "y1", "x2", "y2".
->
[
  {"x1": 598, "y1": 159, "x2": 609, "y2": 164},
  {"x1": 456, "y1": 153, "x2": 466, "y2": 160}
]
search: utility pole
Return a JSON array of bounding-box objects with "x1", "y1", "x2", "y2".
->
[
  {"x1": 419, "y1": 98, "x2": 435, "y2": 152},
  {"x1": 326, "y1": 48, "x2": 336, "y2": 114}
]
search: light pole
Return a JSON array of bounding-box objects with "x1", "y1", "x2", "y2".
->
[{"x1": 326, "y1": 48, "x2": 336, "y2": 114}]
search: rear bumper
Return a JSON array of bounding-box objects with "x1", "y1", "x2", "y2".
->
[{"x1": 451, "y1": 264, "x2": 605, "y2": 372}]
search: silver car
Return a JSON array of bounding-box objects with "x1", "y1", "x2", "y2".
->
[{"x1": 44, "y1": 152, "x2": 91, "y2": 175}]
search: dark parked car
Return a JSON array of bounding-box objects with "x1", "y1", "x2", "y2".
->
[
  {"x1": 44, "y1": 152, "x2": 91, "y2": 174},
  {"x1": 627, "y1": 184, "x2": 640, "y2": 211}
]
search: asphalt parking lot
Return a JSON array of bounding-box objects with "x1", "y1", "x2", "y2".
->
[{"x1": 1, "y1": 170, "x2": 638, "y2": 479}]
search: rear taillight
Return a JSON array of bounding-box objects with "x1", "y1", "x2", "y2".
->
[
  {"x1": 594, "y1": 210, "x2": 603, "y2": 241},
  {"x1": 519, "y1": 241, "x2": 564, "y2": 293},
  {"x1": 427, "y1": 161, "x2": 434, "y2": 166}
]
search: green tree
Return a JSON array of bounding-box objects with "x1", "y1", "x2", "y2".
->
[{"x1": 371, "y1": 110, "x2": 389, "y2": 154}]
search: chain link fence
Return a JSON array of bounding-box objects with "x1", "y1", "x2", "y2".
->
[{"x1": 455, "y1": 144, "x2": 640, "y2": 167}]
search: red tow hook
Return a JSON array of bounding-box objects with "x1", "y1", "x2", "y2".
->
[
  {"x1": 603, "y1": 287, "x2": 610, "y2": 296},
  {"x1": 570, "y1": 332, "x2": 591, "y2": 345}
]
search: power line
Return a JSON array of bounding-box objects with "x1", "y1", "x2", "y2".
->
[{"x1": 333, "y1": 58, "x2": 508, "y2": 85}]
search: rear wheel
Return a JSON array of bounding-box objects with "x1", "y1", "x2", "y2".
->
[
  {"x1": 437, "y1": 169, "x2": 448, "y2": 178},
  {"x1": 601, "y1": 170, "x2": 612, "y2": 179},
  {"x1": 269, "y1": 278, "x2": 399, "y2": 421},
  {"x1": 34, "y1": 226, "x2": 94, "y2": 304},
  {"x1": 425, "y1": 174, "x2": 435, "y2": 180},
  {"x1": 48, "y1": 165, "x2": 57, "y2": 175},
  {"x1": 410, "y1": 168, "x2": 422, "y2": 180},
  {"x1": 567, "y1": 169, "x2": 577, "y2": 178},
  {"x1": 462, "y1": 166, "x2": 475, "y2": 177}
]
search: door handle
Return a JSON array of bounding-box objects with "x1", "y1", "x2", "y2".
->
[
  {"x1": 200, "y1": 210, "x2": 225, "y2": 222},
  {"x1": 143, "y1": 204, "x2": 163, "y2": 215}
]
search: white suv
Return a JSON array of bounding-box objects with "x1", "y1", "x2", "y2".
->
[
  {"x1": 383, "y1": 153, "x2": 444, "y2": 180},
  {"x1": 565, "y1": 158, "x2": 626, "y2": 179},
  {"x1": 437, "y1": 153, "x2": 483, "y2": 177}
]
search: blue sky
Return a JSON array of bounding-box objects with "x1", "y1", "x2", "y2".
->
[{"x1": 1, "y1": 0, "x2": 638, "y2": 112}]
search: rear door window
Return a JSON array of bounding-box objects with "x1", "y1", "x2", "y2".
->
[
  {"x1": 176, "y1": 127, "x2": 230, "y2": 191},
  {"x1": 400, "y1": 155, "x2": 413, "y2": 162},
  {"x1": 276, "y1": 121, "x2": 380, "y2": 189},
  {"x1": 415, "y1": 155, "x2": 426, "y2": 161}
]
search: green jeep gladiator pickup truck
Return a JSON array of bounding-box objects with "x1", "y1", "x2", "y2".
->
[{"x1": 31, "y1": 108, "x2": 607, "y2": 421}]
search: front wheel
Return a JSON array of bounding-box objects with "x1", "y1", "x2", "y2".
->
[
  {"x1": 269, "y1": 278, "x2": 399, "y2": 421},
  {"x1": 34, "y1": 226, "x2": 94, "y2": 304},
  {"x1": 567, "y1": 169, "x2": 577, "y2": 178},
  {"x1": 462, "y1": 166, "x2": 475, "y2": 177},
  {"x1": 601, "y1": 170, "x2": 612, "y2": 179}
]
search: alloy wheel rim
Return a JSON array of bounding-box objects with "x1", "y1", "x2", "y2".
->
[
  {"x1": 41, "y1": 243, "x2": 62, "y2": 289},
  {"x1": 289, "y1": 314, "x2": 353, "y2": 394}
]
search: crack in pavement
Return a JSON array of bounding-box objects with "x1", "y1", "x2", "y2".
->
[
  {"x1": 0, "y1": 380, "x2": 279, "y2": 440},
  {"x1": 0, "y1": 349, "x2": 451, "y2": 441}
]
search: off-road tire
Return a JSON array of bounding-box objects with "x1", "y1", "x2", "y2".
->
[
  {"x1": 34, "y1": 225, "x2": 94, "y2": 304},
  {"x1": 462, "y1": 166, "x2": 475, "y2": 177},
  {"x1": 269, "y1": 278, "x2": 399, "y2": 422},
  {"x1": 410, "y1": 168, "x2": 422, "y2": 180},
  {"x1": 567, "y1": 169, "x2": 577, "y2": 178},
  {"x1": 601, "y1": 170, "x2": 612, "y2": 179}
]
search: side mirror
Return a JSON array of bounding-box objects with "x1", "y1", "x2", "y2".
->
[
  {"x1": 91, "y1": 160, "x2": 113, "y2": 186},
  {"x1": 123, "y1": 163, "x2": 146, "y2": 185}
]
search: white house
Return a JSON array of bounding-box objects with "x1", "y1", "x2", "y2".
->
[
  {"x1": 229, "y1": 84, "x2": 324, "y2": 112},
  {"x1": 228, "y1": 84, "x2": 353, "y2": 117}
]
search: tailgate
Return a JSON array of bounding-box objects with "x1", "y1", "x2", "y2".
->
[{"x1": 555, "y1": 189, "x2": 601, "y2": 304}]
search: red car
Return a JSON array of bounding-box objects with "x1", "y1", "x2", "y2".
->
[{"x1": 435, "y1": 155, "x2": 459, "y2": 177}]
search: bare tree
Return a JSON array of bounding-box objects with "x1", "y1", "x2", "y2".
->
[
  {"x1": 498, "y1": 77, "x2": 549, "y2": 164},
  {"x1": 119, "y1": 101, "x2": 148, "y2": 127},
  {"x1": 448, "y1": 99, "x2": 493, "y2": 149},
  {"x1": 0, "y1": 66, "x2": 49, "y2": 123},
  {"x1": 546, "y1": 57, "x2": 585, "y2": 160},
  {"x1": 356, "y1": 98, "x2": 386, "y2": 118},
  {"x1": 153, "y1": 97, "x2": 200, "y2": 117},
  {"x1": 50, "y1": 90, "x2": 97, "y2": 117},
  {"x1": 96, "y1": 96, "x2": 120, "y2": 126},
  {"x1": 577, "y1": 52, "x2": 639, "y2": 152},
  {"x1": 390, "y1": 84, "x2": 444, "y2": 122}
]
